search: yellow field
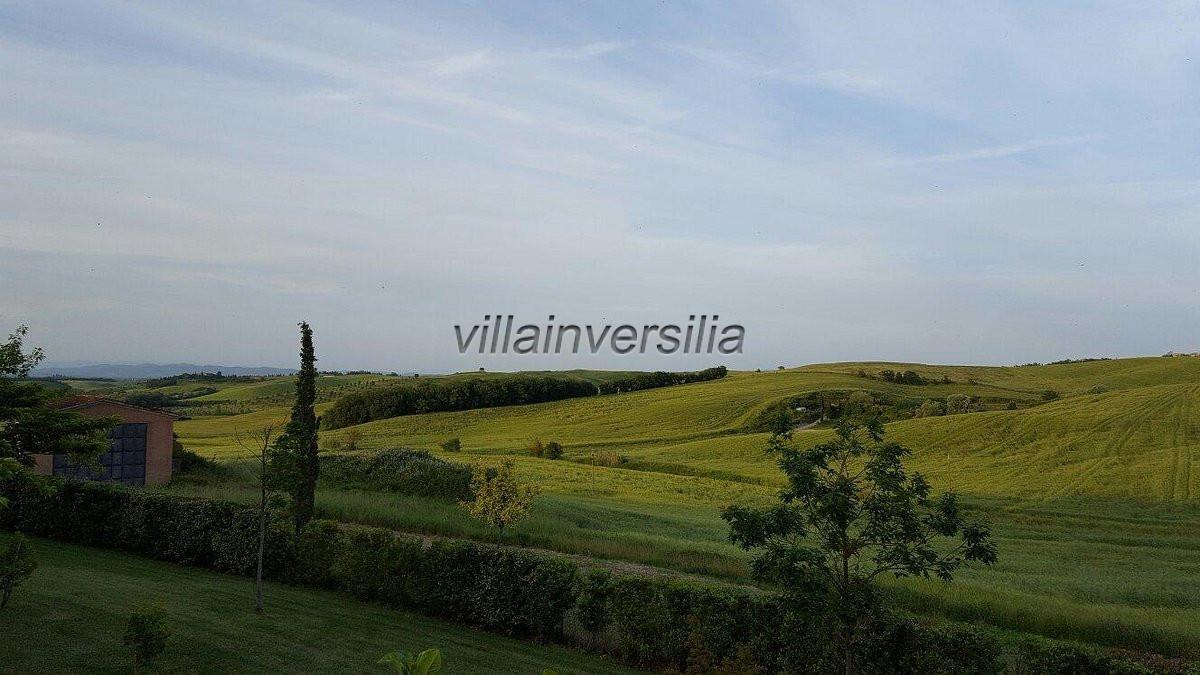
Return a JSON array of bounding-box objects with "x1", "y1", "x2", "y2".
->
[{"x1": 177, "y1": 357, "x2": 1200, "y2": 503}]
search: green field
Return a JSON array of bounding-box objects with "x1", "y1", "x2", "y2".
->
[
  {"x1": 0, "y1": 534, "x2": 633, "y2": 674},
  {"x1": 159, "y1": 356, "x2": 1200, "y2": 659}
]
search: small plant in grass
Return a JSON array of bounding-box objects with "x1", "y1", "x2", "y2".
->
[
  {"x1": 0, "y1": 533, "x2": 38, "y2": 609},
  {"x1": 378, "y1": 647, "x2": 442, "y2": 674},
  {"x1": 439, "y1": 437, "x2": 461, "y2": 453},
  {"x1": 461, "y1": 461, "x2": 538, "y2": 531},
  {"x1": 527, "y1": 437, "x2": 545, "y2": 457},
  {"x1": 123, "y1": 607, "x2": 169, "y2": 673},
  {"x1": 543, "y1": 441, "x2": 563, "y2": 460}
]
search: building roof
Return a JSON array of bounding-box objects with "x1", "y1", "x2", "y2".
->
[{"x1": 46, "y1": 394, "x2": 181, "y2": 420}]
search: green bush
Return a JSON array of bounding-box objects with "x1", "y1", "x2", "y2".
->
[
  {"x1": 319, "y1": 449, "x2": 471, "y2": 500},
  {"x1": 1010, "y1": 637, "x2": 1152, "y2": 674},
  {"x1": 0, "y1": 476, "x2": 294, "y2": 579},
  {"x1": 0, "y1": 475, "x2": 1156, "y2": 674}
]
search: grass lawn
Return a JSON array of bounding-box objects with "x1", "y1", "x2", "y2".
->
[{"x1": 0, "y1": 535, "x2": 636, "y2": 674}]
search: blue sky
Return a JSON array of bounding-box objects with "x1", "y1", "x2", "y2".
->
[{"x1": 2, "y1": 1, "x2": 1198, "y2": 371}]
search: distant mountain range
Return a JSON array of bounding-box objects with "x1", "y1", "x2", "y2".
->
[{"x1": 30, "y1": 363, "x2": 298, "y2": 380}]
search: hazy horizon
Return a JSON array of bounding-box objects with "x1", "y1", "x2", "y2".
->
[{"x1": 3, "y1": 2, "x2": 1199, "y2": 372}]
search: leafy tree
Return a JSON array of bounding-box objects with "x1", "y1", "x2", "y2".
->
[
  {"x1": 945, "y1": 393, "x2": 976, "y2": 414},
  {"x1": 0, "y1": 533, "x2": 38, "y2": 609},
  {"x1": 123, "y1": 607, "x2": 169, "y2": 673},
  {"x1": 378, "y1": 648, "x2": 442, "y2": 674},
  {"x1": 722, "y1": 417, "x2": 997, "y2": 674},
  {"x1": 122, "y1": 391, "x2": 175, "y2": 409},
  {"x1": 842, "y1": 391, "x2": 875, "y2": 417},
  {"x1": 914, "y1": 399, "x2": 945, "y2": 418},
  {"x1": 439, "y1": 437, "x2": 461, "y2": 453},
  {"x1": 460, "y1": 461, "x2": 538, "y2": 531},
  {"x1": 0, "y1": 325, "x2": 113, "y2": 503},
  {"x1": 269, "y1": 322, "x2": 320, "y2": 535}
]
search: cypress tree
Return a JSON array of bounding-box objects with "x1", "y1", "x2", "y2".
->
[{"x1": 270, "y1": 322, "x2": 320, "y2": 535}]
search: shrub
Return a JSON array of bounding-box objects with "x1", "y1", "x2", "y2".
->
[
  {"x1": 439, "y1": 437, "x2": 461, "y2": 453},
  {"x1": 544, "y1": 441, "x2": 563, "y2": 460},
  {"x1": 527, "y1": 438, "x2": 546, "y2": 458},
  {"x1": 946, "y1": 394, "x2": 978, "y2": 414},
  {"x1": 1041, "y1": 389, "x2": 1061, "y2": 401},
  {"x1": 0, "y1": 475, "x2": 293, "y2": 579},
  {"x1": 174, "y1": 446, "x2": 218, "y2": 475},
  {"x1": 914, "y1": 399, "x2": 946, "y2": 418},
  {"x1": 1010, "y1": 637, "x2": 1151, "y2": 674},
  {"x1": 124, "y1": 607, "x2": 169, "y2": 671},
  {"x1": 460, "y1": 462, "x2": 538, "y2": 531},
  {"x1": 1087, "y1": 384, "x2": 1109, "y2": 395},
  {"x1": 0, "y1": 533, "x2": 37, "y2": 609},
  {"x1": 320, "y1": 449, "x2": 471, "y2": 500},
  {"x1": 0, "y1": 475, "x2": 1154, "y2": 674},
  {"x1": 880, "y1": 369, "x2": 928, "y2": 385}
]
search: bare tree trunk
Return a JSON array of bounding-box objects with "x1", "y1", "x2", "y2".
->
[{"x1": 255, "y1": 438, "x2": 267, "y2": 614}]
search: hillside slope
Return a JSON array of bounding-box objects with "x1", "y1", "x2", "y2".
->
[{"x1": 176, "y1": 356, "x2": 1200, "y2": 502}]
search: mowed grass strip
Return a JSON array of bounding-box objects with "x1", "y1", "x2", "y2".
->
[{"x1": 0, "y1": 534, "x2": 636, "y2": 674}]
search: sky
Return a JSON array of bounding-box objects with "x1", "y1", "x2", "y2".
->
[{"x1": 2, "y1": 1, "x2": 1199, "y2": 373}]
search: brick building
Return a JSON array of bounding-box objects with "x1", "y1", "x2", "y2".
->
[{"x1": 32, "y1": 395, "x2": 179, "y2": 486}]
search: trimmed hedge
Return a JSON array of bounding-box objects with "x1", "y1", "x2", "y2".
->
[
  {"x1": 0, "y1": 475, "x2": 1164, "y2": 674},
  {"x1": 319, "y1": 449, "x2": 471, "y2": 500}
]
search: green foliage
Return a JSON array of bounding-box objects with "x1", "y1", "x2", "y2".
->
[
  {"x1": 596, "y1": 366, "x2": 728, "y2": 394},
  {"x1": 439, "y1": 437, "x2": 461, "y2": 453},
  {"x1": 292, "y1": 522, "x2": 577, "y2": 638},
  {"x1": 0, "y1": 478, "x2": 1156, "y2": 673},
  {"x1": 124, "y1": 607, "x2": 169, "y2": 669},
  {"x1": 880, "y1": 369, "x2": 928, "y2": 385},
  {"x1": 544, "y1": 441, "x2": 564, "y2": 460},
  {"x1": 1010, "y1": 637, "x2": 1153, "y2": 674},
  {"x1": 324, "y1": 376, "x2": 599, "y2": 429},
  {"x1": 0, "y1": 474, "x2": 295, "y2": 578},
  {"x1": 0, "y1": 325, "x2": 114, "y2": 494},
  {"x1": 723, "y1": 418, "x2": 997, "y2": 671},
  {"x1": 174, "y1": 445, "x2": 219, "y2": 475},
  {"x1": 378, "y1": 648, "x2": 442, "y2": 674},
  {"x1": 0, "y1": 533, "x2": 37, "y2": 609},
  {"x1": 320, "y1": 449, "x2": 471, "y2": 499},
  {"x1": 2, "y1": 536, "x2": 622, "y2": 673},
  {"x1": 122, "y1": 391, "x2": 176, "y2": 409},
  {"x1": 269, "y1": 321, "x2": 321, "y2": 535},
  {"x1": 914, "y1": 399, "x2": 946, "y2": 418},
  {"x1": 461, "y1": 461, "x2": 538, "y2": 530}
]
